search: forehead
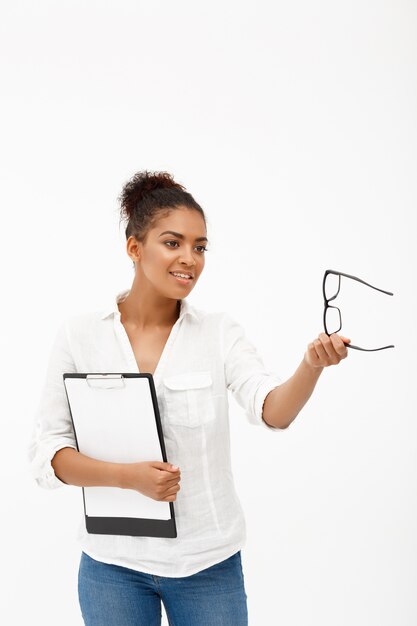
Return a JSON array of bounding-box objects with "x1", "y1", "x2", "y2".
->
[{"x1": 152, "y1": 206, "x2": 207, "y2": 236}]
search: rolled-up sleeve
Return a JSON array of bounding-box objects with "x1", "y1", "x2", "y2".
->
[
  {"x1": 221, "y1": 313, "x2": 284, "y2": 432},
  {"x1": 28, "y1": 320, "x2": 78, "y2": 489}
]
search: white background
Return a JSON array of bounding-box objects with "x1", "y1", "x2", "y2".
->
[{"x1": 1, "y1": 1, "x2": 416, "y2": 624}]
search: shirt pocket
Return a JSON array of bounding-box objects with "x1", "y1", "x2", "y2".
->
[{"x1": 163, "y1": 371, "x2": 216, "y2": 427}]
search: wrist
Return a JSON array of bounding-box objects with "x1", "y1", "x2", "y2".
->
[
  {"x1": 302, "y1": 354, "x2": 324, "y2": 376},
  {"x1": 113, "y1": 463, "x2": 129, "y2": 489}
]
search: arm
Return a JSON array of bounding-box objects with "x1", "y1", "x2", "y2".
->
[
  {"x1": 263, "y1": 359, "x2": 323, "y2": 429},
  {"x1": 51, "y1": 447, "x2": 124, "y2": 488},
  {"x1": 51, "y1": 448, "x2": 182, "y2": 501},
  {"x1": 263, "y1": 332, "x2": 350, "y2": 429},
  {"x1": 222, "y1": 313, "x2": 283, "y2": 433},
  {"x1": 28, "y1": 320, "x2": 125, "y2": 489},
  {"x1": 28, "y1": 320, "x2": 79, "y2": 489}
]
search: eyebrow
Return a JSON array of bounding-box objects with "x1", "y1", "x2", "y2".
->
[{"x1": 158, "y1": 230, "x2": 209, "y2": 242}]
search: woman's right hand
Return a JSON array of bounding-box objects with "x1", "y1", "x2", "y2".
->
[{"x1": 119, "y1": 461, "x2": 181, "y2": 502}]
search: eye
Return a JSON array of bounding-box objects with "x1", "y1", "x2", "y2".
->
[{"x1": 164, "y1": 241, "x2": 208, "y2": 253}]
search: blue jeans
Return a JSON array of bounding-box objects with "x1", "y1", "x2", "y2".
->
[{"x1": 78, "y1": 550, "x2": 249, "y2": 625}]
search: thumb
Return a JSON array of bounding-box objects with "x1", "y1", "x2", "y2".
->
[{"x1": 340, "y1": 336, "x2": 351, "y2": 344}]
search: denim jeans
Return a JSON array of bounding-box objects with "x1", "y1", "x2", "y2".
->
[{"x1": 78, "y1": 550, "x2": 249, "y2": 625}]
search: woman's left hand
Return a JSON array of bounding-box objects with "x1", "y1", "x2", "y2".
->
[{"x1": 304, "y1": 333, "x2": 351, "y2": 369}]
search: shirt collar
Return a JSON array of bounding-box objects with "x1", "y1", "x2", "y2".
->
[{"x1": 100, "y1": 288, "x2": 198, "y2": 322}]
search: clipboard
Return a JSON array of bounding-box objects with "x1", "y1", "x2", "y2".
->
[{"x1": 63, "y1": 373, "x2": 177, "y2": 538}]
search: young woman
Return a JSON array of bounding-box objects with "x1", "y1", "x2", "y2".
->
[{"x1": 29, "y1": 170, "x2": 350, "y2": 626}]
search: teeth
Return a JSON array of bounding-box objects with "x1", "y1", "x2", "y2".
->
[{"x1": 172, "y1": 272, "x2": 191, "y2": 279}]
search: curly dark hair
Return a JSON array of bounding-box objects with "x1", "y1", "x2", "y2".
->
[{"x1": 118, "y1": 170, "x2": 206, "y2": 243}]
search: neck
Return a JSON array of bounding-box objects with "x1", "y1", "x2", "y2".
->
[{"x1": 118, "y1": 279, "x2": 180, "y2": 330}]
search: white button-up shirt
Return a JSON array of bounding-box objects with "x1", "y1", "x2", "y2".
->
[{"x1": 28, "y1": 288, "x2": 283, "y2": 577}]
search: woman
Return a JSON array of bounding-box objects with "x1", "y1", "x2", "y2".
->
[{"x1": 29, "y1": 170, "x2": 350, "y2": 625}]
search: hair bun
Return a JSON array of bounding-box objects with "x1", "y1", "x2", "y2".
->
[{"x1": 119, "y1": 170, "x2": 186, "y2": 221}]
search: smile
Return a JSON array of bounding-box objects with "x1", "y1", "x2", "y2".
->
[{"x1": 169, "y1": 272, "x2": 194, "y2": 284}]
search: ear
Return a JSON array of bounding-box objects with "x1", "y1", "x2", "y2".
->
[{"x1": 126, "y1": 235, "x2": 141, "y2": 264}]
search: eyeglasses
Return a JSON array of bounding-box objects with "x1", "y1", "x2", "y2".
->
[{"x1": 323, "y1": 269, "x2": 395, "y2": 352}]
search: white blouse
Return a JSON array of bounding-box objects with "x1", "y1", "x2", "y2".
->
[{"x1": 28, "y1": 288, "x2": 283, "y2": 577}]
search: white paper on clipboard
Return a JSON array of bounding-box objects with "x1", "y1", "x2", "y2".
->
[{"x1": 64, "y1": 375, "x2": 171, "y2": 520}]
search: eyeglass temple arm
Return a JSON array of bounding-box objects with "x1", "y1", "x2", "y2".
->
[
  {"x1": 346, "y1": 343, "x2": 395, "y2": 351},
  {"x1": 325, "y1": 269, "x2": 394, "y2": 296}
]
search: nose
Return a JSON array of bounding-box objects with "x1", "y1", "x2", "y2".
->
[{"x1": 178, "y1": 247, "x2": 197, "y2": 268}]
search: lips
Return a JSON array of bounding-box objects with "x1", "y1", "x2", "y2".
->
[{"x1": 169, "y1": 272, "x2": 194, "y2": 286}]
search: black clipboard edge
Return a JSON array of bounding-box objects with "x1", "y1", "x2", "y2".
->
[
  {"x1": 86, "y1": 516, "x2": 177, "y2": 537},
  {"x1": 63, "y1": 373, "x2": 177, "y2": 538}
]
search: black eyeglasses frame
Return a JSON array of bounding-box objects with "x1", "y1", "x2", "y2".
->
[{"x1": 322, "y1": 269, "x2": 395, "y2": 352}]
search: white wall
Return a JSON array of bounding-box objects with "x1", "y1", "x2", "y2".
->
[{"x1": 1, "y1": 1, "x2": 415, "y2": 624}]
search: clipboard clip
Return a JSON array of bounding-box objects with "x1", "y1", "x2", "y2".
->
[{"x1": 86, "y1": 374, "x2": 126, "y2": 389}]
